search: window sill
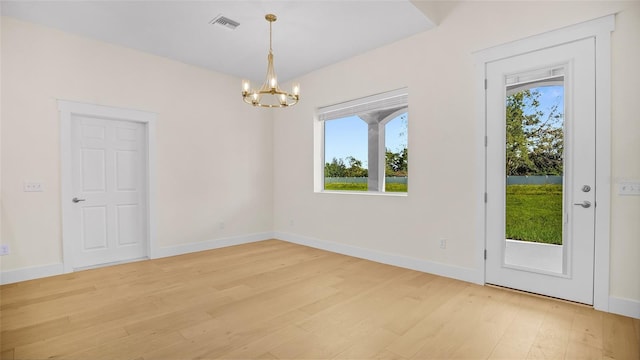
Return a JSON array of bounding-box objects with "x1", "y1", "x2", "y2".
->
[{"x1": 316, "y1": 190, "x2": 408, "y2": 197}]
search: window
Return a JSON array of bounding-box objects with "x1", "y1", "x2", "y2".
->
[{"x1": 317, "y1": 88, "x2": 408, "y2": 193}]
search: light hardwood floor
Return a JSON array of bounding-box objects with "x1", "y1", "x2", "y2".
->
[{"x1": 1, "y1": 240, "x2": 638, "y2": 359}]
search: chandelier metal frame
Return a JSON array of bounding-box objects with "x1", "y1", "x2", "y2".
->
[{"x1": 242, "y1": 14, "x2": 300, "y2": 108}]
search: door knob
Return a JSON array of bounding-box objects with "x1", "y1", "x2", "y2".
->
[
  {"x1": 72, "y1": 197, "x2": 86, "y2": 203},
  {"x1": 573, "y1": 200, "x2": 591, "y2": 208}
]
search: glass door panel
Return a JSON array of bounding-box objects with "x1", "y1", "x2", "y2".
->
[{"x1": 503, "y1": 75, "x2": 565, "y2": 274}]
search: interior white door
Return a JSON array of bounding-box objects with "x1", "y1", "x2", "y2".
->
[
  {"x1": 69, "y1": 115, "x2": 147, "y2": 269},
  {"x1": 485, "y1": 38, "x2": 595, "y2": 304}
]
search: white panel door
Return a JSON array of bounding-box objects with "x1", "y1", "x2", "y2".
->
[
  {"x1": 69, "y1": 115, "x2": 147, "y2": 269},
  {"x1": 485, "y1": 38, "x2": 595, "y2": 304}
]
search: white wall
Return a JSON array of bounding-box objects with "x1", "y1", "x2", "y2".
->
[
  {"x1": 1, "y1": 1, "x2": 638, "y2": 316},
  {"x1": 608, "y1": 2, "x2": 640, "y2": 309},
  {"x1": 0, "y1": 17, "x2": 273, "y2": 272},
  {"x1": 0, "y1": 16, "x2": 4, "y2": 270},
  {"x1": 272, "y1": 1, "x2": 640, "y2": 305}
]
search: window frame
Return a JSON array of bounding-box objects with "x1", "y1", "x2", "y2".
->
[{"x1": 314, "y1": 88, "x2": 409, "y2": 195}]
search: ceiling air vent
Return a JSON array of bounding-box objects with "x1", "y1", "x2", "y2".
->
[{"x1": 210, "y1": 15, "x2": 240, "y2": 30}]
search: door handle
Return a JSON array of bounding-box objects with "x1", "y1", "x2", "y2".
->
[
  {"x1": 72, "y1": 197, "x2": 86, "y2": 203},
  {"x1": 573, "y1": 200, "x2": 591, "y2": 208}
]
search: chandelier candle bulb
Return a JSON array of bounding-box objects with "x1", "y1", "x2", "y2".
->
[{"x1": 242, "y1": 80, "x2": 250, "y2": 94}]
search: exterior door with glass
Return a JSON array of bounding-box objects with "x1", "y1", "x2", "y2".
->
[{"x1": 485, "y1": 38, "x2": 595, "y2": 304}]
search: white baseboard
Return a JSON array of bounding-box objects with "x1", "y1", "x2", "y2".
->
[
  {"x1": 151, "y1": 232, "x2": 274, "y2": 259},
  {"x1": 274, "y1": 231, "x2": 483, "y2": 285},
  {"x1": 1, "y1": 263, "x2": 64, "y2": 285},
  {"x1": 5, "y1": 232, "x2": 637, "y2": 320},
  {"x1": 608, "y1": 296, "x2": 640, "y2": 319},
  {"x1": 1, "y1": 232, "x2": 275, "y2": 285}
]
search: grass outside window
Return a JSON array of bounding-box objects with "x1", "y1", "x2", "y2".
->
[{"x1": 324, "y1": 182, "x2": 407, "y2": 192}]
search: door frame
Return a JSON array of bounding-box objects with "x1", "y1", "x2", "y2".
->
[
  {"x1": 473, "y1": 15, "x2": 614, "y2": 312},
  {"x1": 59, "y1": 100, "x2": 157, "y2": 273}
]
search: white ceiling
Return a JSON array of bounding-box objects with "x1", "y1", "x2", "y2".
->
[{"x1": 1, "y1": 1, "x2": 436, "y2": 83}]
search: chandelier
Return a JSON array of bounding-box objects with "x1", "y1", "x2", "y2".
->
[{"x1": 242, "y1": 14, "x2": 300, "y2": 108}]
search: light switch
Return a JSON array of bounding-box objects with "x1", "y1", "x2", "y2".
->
[
  {"x1": 618, "y1": 181, "x2": 640, "y2": 195},
  {"x1": 24, "y1": 182, "x2": 43, "y2": 192}
]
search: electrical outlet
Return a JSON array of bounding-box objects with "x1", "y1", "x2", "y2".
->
[
  {"x1": 0, "y1": 244, "x2": 9, "y2": 256},
  {"x1": 439, "y1": 238, "x2": 447, "y2": 249},
  {"x1": 24, "y1": 182, "x2": 44, "y2": 192},
  {"x1": 218, "y1": 221, "x2": 225, "y2": 230}
]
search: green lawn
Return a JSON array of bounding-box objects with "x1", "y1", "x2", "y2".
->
[
  {"x1": 324, "y1": 182, "x2": 407, "y2": 192},
  {"x1": 506, "y1": 184, "x2": 563, "y2": 245}
]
